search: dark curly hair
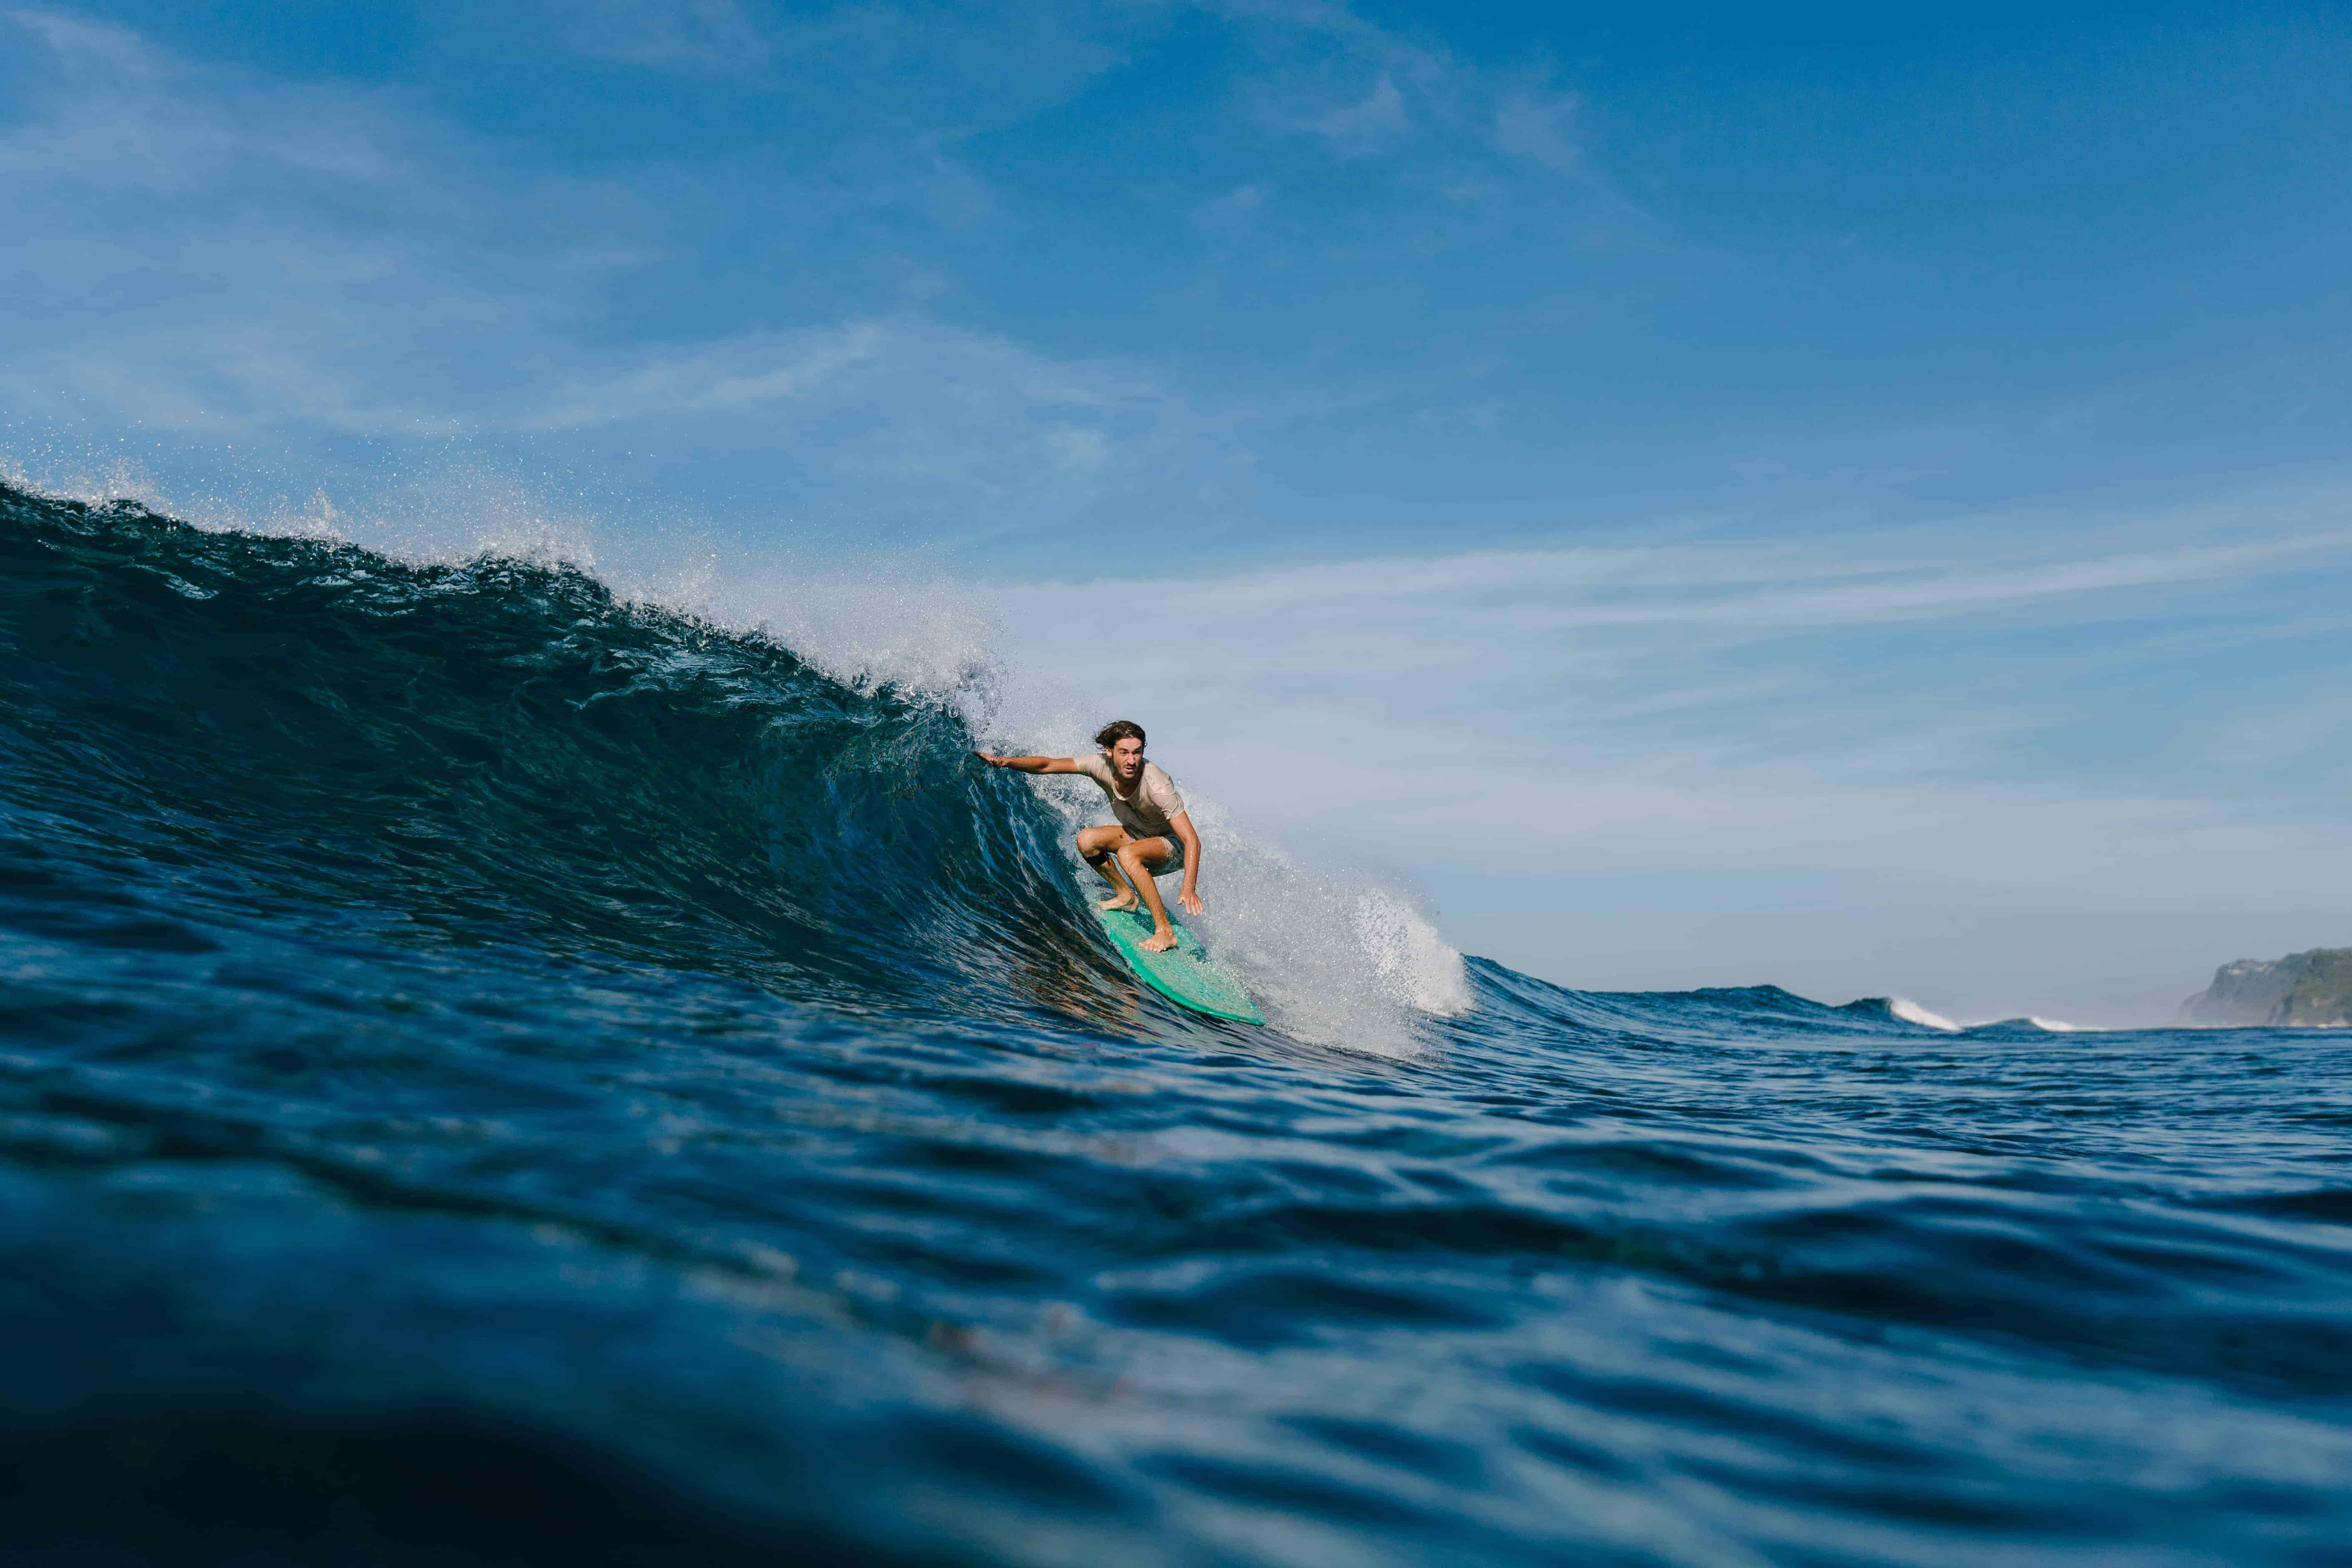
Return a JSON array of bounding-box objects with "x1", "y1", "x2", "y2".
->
[{"x1": 1093, "y1": 719, "x2": 1146, "y2": 750}]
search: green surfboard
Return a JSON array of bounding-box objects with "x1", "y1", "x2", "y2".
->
[{"x1": 1091, "y1": 902, "x2": 1264, "y2": 1025}]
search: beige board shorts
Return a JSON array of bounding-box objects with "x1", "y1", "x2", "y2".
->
[
  {"x1": 1139, "y1": 834, "x2": 1184, "y2": 878},
  {"x1": 1106, "y1": 829, "x2": 1182, "y2": 878}
]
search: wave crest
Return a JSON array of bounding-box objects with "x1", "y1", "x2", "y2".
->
[{"x1": 0, "y1": 481, "x2": 1465, "y2": 1050}]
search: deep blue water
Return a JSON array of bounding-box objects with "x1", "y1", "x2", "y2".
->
[{"x1": 5, "y1": 482, "x2": 2352, "y2": 1566}]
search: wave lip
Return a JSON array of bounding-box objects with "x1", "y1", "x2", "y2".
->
[
  {"x1": 1882, "y1": 996, "x2": 1963, "y2": 1031},
  {"x1": 1962, "y1": 1015, "x2": 2094, "y2": 1036},
  {"x1": 0, "y1": 481, "x2": 1302, "y2": 1043}
]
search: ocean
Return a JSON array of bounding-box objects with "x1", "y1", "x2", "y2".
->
[{"x1": 4, "y1": 480, "x2": 2349, "y2": 1566}]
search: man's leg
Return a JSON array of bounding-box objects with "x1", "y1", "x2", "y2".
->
[
  {"x1": 1116, "y1": 838, "x2": 1180, "y2": 951},
  {"x1": 1077, "y1": 825, "x2": 1139, "y2": 910}
]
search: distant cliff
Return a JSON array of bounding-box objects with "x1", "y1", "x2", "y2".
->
[{"x1": 2177, "y1": 947, "x2": 2352, "y2": 1027}]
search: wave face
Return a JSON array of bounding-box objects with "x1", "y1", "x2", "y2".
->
[{"x1": 6, "y1": 483, "x2": 2352, "y2": 1566}]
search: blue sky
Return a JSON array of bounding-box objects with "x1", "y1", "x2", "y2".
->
[{"x1": 5, "y1": 0, "x2": 2350, "y2": 1023}]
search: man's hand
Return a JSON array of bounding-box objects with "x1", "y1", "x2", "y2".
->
[
  {"x1": 974, "y1": 751, "x2": 1008, "y2": 767},
  {"x1": 1177, "y1": 887, "x2": 1204, "y2": 916}
]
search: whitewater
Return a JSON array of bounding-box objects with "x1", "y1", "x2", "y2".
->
[{"x1": 4, "y1": 481, "x2": 2351, "y2": 1566}]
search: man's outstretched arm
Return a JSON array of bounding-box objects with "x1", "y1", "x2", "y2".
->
[{"x1": 974, "y1": 752, "x2": 1082, "y2": 774}]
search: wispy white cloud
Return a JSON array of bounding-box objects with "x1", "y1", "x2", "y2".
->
[
  {"x1": 0, "y1": 0, "x2": 1641, "y2": 516},
  {"x1": 1193, "y1": 182, "x2": 1267, "y2": 230},
  {"x1": 0, "y1": 7, "x2": 1260, "y2": 532},
  {"x1": 0, "y1": 8, "x2": 412, "y2": 191},
  {"x1": 1298, "y1": 71, "x2": 1410, "y2": 155},
  {"x1": 1004, "y1": 501, "x2": 2352, "y2": 704},
  {"x1": 4, "y1": 7, "x2": 158, "y2": 78},
  {"x1": 991, "y1": 478, "x2": 2352, "y2": 911},
  {"x1": 546, "y1": 0, "x2": 1133, "y2": 145},
  {"x1": 549, "y1": 0, "x2": 776, "y2": 72},
  {"x1": 508, "y1": 316, "x2": 1257, "y2": 525},
  {"x1": 1209, "y1": 0, "x2": 1611, "y2": 206},
  {"x1": 1493, "y1": 78, "x2": 1581, "y2": 170}
]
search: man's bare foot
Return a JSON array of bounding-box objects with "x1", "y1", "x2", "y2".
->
[
  {"x1": 1140, "y1": 929, "x2": 1177, "y2": 953},
  {"x1": 1097, "y1": 892, "x2": 1139, "y2": 912}
]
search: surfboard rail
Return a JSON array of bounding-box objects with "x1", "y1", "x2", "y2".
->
[{"x1": 1091, "y1": 903, "x2": 1264, "y2": 1024}]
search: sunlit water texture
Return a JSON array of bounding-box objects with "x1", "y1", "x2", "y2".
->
[{"x1": 4, "y1": 484, "x2": 2350, "y2": 1567}]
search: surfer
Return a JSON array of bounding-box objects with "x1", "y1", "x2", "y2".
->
[{"x1": 975, "y1": 721, "x2": 1203, "y2": 953}]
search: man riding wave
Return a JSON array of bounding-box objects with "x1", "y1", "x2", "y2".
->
[{"x1": 975, "y1": 720, "x2": 1203, "y2": 953}]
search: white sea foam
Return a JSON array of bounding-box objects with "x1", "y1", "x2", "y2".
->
[
  {"x1": 1889, "y1": 997, "x2": 1962, "y2": 1032},
  {"x1": 6, "y1": 454, "x2": 164, "y2": 511},
  {"x1": 633, "y1": 551, "x2": 1006, "y2": 705}
]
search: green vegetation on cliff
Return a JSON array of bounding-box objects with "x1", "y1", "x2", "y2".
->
[
  {"x1": 2273, "y1": 949, "x2": 2352, "y2": 1027},
  {"x1": 2178, "y1": 947, "x2": 2352, "y2": 1027}
]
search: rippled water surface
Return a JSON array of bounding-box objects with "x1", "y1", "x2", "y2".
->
[{"x1": 5, "y1": 483, "x2": 2351, "y2": 1566}]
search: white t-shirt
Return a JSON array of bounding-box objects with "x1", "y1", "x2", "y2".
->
[{"x1": 1073, "y1": 755, "x2": 1187, "y2": 841}]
